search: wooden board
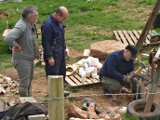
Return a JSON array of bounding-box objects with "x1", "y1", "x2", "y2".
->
[
  {"x1": 117, "y1": 30, "x2": 128, "y2": 45},
  {"x1": 66, "y1": 76, "x2": 76, "y2": 86},
  {"x1": 137, "y1": 30, "x2": 150, "y2": 44},
  {"x1": 122, "y1": 30, "x2": 135, "y2": 45},
  {"x1": 65, "y1": 74, "x2": 100, "y2": 87},
  {"x1": 128, "y1": 31, "x2": 137, "y2": 44},
  {"x1": 113, "y1": 30, "x2": 156, "y2": 46}
]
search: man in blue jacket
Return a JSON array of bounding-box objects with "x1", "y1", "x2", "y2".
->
[
  {"x1": 41, "y1": 6, "x2": 69, "y2": 80},
  {"x1": 99, "y1": 45, "x2": 139, "y2": 97}
]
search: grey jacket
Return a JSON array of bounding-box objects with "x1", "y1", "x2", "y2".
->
[{"x1": 5, "y1": 18, "x2": 39, "y2": 61}]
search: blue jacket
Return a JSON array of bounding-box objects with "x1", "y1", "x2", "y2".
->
[
  {"x1": 99, "y1": 50, "x2": 134, "y2": 81},
  {"x1": 41, "y1": 15, "x2": 66, "y2": 76}
]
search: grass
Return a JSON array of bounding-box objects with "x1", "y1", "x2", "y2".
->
[
  {"x1": 122, "y1": 114, "x2": 140, "y2": 120},
  {"x1": 0, "y1": 0, "x2": 156, "y2": 82},
  {"x1": 0, "y1": 0, "x2": 156, "y2": 85}
]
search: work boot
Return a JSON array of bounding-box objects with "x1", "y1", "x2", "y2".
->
[
  {"x1": 104, "y1": 88, "x2": 112, "y2": 98},
  {"x1": 104, "y1": 88, "x2": 117, "y2": 101},
  {"x1": 64, "y1": 91, "x2": 70, "y2": 97}
]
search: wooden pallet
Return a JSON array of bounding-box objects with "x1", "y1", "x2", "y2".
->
[
  {"x1": 65, "y1": 74, "x2": 100, "y2": 87},
  {"x1": 113, "y1": 30, "x2": 156, "y2": 45}
]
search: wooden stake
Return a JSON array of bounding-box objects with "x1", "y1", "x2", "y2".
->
[
  {"x1": 144, "y1": 63, "x2": 160, "y2": 113},
  {"x1": 48, "y1": 75, "x2": 64, "y2": 120}
]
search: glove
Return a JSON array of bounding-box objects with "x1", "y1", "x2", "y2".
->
[{"x1": 123, "y1": 75, "x2": 130, "y2": 84}]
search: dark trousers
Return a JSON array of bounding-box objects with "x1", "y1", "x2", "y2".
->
[
  {"x1": 101, "y1": 76, "x2": 141, "y2": 96},
  {"x1": 45, "y1": 58, "x2": 66, "y2": 81}
]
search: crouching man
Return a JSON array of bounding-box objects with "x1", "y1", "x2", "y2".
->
[{"x1": 99, "y1": 45, "x2": 140, "y2": 99}]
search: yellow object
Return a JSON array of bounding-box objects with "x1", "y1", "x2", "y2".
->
[{"x1": 134, "y1": 67, "x2": 143, "y2": 74}]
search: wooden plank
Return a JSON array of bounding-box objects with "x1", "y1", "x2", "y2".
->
[
  {"x1": 87, "y1": 77, "x2": 96, "y2": 83},
  {"x1": 85, "y1": 77, "x2": 94, "y2": 84},
  {"x1": 89, "y1": 77, "x2": 100, "y2": 83},
  {"x1": 145, "y1": 30, "x2": 151, "y2": 41},
  {"x1": 65, "y1": 76, "x2": 76, "y2": 86},
  {"x1": 66, "y1": 73, "x2": 101, "y2": 87},
  {"x1": 122, "y1": 30, "x2": 135, "y2": 45},
  {"x1": 77, "y1": 74, "x2": 94, "y2": 85},
  {"x1": 132, "y1": 30, "x2": 144, "y2": 45},
  {"x1": 128, "y1": 31, "x2": 137, "y2": 44},
  {"x1": 94, "y1": 78, "x2": 100, "y2": 83},
  {"x1": 74, "y1": 74, "x2": 88, "y2": 85},
  {"x1": 132, "y1": 30, "x2": 140, "y2": 40},
  {"x1": 113, "y1": 31, "x2": 121, "y2": 42},
  {"x1": 138, "y1": 30, "x2": 150, "y2": 44},
  {"x1": 117, "y1": 30, "x2": 128, "y2": 45},
  {"x1": 69, "y1": 76, "x2": 82, "y2": 86}
]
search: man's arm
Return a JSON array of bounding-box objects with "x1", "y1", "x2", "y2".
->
[
  {"x1": 107, "y1": 55, "x2": 124, "y2": 81},
  {"x1": 41, "y1": 24, "x2": 53, "y2": 59},
  {"x1": 5, "y1": 24, "x2": 25, "y2": 47},
  {"x1": 41, "y1": 23, "x2": 55, "y2": 66},
  {"x1": 130, "y1": 61, "x2": 135, "y2": 72}
]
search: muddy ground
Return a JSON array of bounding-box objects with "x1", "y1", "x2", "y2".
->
[{"x1": 1, "y1": 50, "x2": 160, "y2": 119}]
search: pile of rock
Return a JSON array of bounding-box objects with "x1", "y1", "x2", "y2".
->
[
  {"x1": 67, "y1": 98, "x2": 126, "y2": 120},
  {"x1": 90, "y1": 40, "x2": 126, "y2": 60},
  {"x1": 0, "y1": 74, "x2": 18, "y2": 95}
]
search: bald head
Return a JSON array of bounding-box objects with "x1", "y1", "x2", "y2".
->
[{"x1": 54, "y1": 6, "x2": 69, "y2": 23}]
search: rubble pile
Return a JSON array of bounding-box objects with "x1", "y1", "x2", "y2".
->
[
  {"x1": 0, "y1": 74, "x2": 18, "y2": 95},
  {"x1": 67, "y1": 98, "x2": 125, "y2": 120}
]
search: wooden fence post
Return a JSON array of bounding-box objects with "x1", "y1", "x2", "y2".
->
[{"x1": 48, "y1": 75, "x2": 64, "y2": 120}]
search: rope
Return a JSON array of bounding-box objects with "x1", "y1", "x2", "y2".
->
[{"x1": 36, "y1": 91, "x2": 160, "y2": 101}]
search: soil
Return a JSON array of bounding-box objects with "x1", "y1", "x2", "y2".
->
[
  {"x1": 2, "y1": 50, "x2": 160, "y2": 119},
  {"x1": 1, "y1": 67, "x2": 133, "y2": 120}
]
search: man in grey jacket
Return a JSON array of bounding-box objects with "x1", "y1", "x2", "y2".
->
[{"x1": 5, "y1": 6, "x2": 39, "y2": 97}]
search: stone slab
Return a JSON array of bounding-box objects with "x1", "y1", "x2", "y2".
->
[
  {"x1": 90, "y1": 40, "x2": 126, "y2": 59},
  {"x1": 19, "y1": 97, "x2": 37, "y2": 103},
  {"x1": 28, "y1": 114, "x2": 46, "y2": 120}
]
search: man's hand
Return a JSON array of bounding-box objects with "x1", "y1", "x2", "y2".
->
[
  {"x1": 12, "y1": 43, "x2": 22, "y2": 52},
  {"x1": 48, "y1": 57, "x2": 55, "y2": 66},
  {"x1": 123, "y1": 75, "x2": 130, "y2": 84},
  {"x1": 65, "y1": 48, "x2": 69, "y2": 57}
]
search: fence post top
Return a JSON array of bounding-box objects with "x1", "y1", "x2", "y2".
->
[{"x1": 48, "y1": 75, "x2": 63, "y2": 78}]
